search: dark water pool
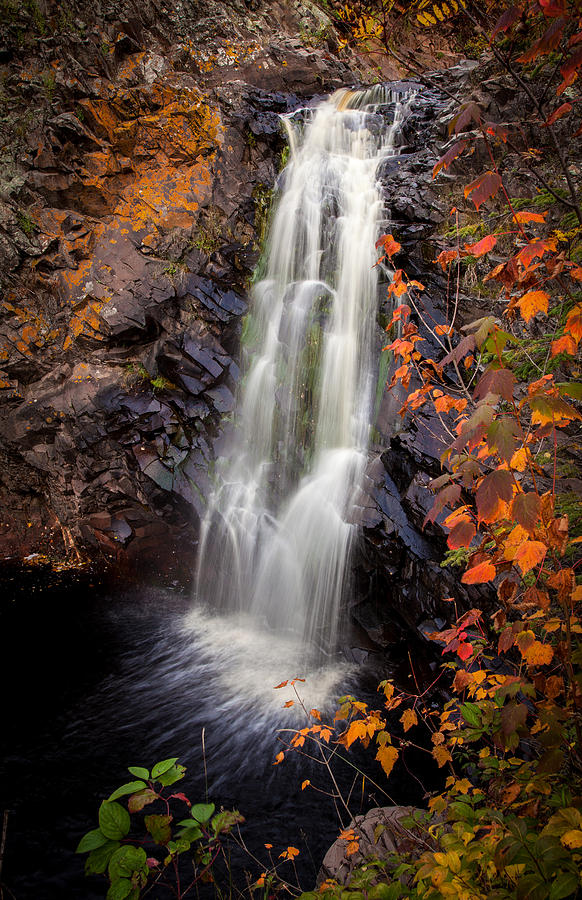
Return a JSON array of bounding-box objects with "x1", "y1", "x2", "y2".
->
[{"x1": 0, "y1": 571, "x2": 426, "y2": 899}]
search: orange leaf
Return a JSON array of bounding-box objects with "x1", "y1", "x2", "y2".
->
[
  {"x1": 282, "y1": 700, "x2": 294, "y2": 708},
  {"x1": 301, "y1": 780, "x2": 310, "y2": 790},
  {"x1": 400, "y1": 708, "x2": 418, "y2": 732},
  {"x1": 462, "y1": 560, "x2": 497, "y2": 584},
  {"x1": 545, "y1": 102, "x2": 572, "y2": 126},
  {"x1": 514, "y1": 541, "x2": 547, "y2": 574},
  {"x1": 274, "y1": 752, "x2": 284, "y2": 766},
  {"x1": 464, "y1": 171, "x2": 502, "y2": 210},
  {"x1": 552, "y1": 334, "x2": 578, "y2": 356},
  {"x1": 436, "y1": 249, "x2": 460, "y2": 270},
  {"x1": 465, "y1": 234, "x2": 497, "y2": 257},
  {"x1": 375, "y1": 233, "x2": 401, "y2": 258},
  {"x1": 346, "y1": 840, "x2": 360, "y2": 857},
  {"x1": 274, "y1": 681, "x2": 288, "y2": 689},
  {"x1": 513, "y1": 211, "x2": 547, "y2": 224},
  {"x1": 565, "y1": 303, "x2": 582, "y2": 341},
  {"x1": 517, "y1": 290, "x2": 549, "y2": 322},
  {"x1": 375, "y1": 744, "x2": 398, "y2": 777},
  {"x1": 523, "y1": 640, "x2": 554, "y2": 666}
]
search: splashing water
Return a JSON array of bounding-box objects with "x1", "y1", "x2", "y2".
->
[{"x1": 196, "y1": 85, "x2": 411, "y2": 668}]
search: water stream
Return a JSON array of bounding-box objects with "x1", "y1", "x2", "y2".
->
[{"x1": 196, "y1": 86, "x2": 409, "y2": 664}]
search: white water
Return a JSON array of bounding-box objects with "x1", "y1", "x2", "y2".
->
[{"x1": 196, "y1": 86, "x2": 409, "y2": 666}]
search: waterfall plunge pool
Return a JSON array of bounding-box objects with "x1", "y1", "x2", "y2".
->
[{"x1": 0, "y1": 579, "x2": 431, "y2": 899}]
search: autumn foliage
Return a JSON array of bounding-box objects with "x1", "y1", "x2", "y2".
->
[{"x1": 274, "y1": 3, "x2": 582, "y2": 899}]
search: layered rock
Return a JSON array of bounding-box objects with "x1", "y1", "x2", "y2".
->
[{"x1": 0, "y1": 0, "x2": 356, "y2": 572}]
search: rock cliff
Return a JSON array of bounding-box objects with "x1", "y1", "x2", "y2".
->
[{"x1": 0, "y1": 0, "x2": 356, "y2": 573}]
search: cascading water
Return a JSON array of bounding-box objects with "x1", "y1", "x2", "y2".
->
[{"x1": 196, "y1": 85, "x2": 410, "y2": 665}]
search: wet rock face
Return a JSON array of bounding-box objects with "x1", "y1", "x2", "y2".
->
[
  {"x1": 350, "y1": 62, "x2": 490, "y2": 657},
  {"x1": 0, "y1": 0, "x2": 355, "y2": 571}
]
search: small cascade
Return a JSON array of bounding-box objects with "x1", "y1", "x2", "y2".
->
[{"x1": 196, "y1": 85, "x2": 411, "y2": 663}]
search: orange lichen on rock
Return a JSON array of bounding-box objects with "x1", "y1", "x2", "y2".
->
[{"x1": 115, "y1": 159, "x2": 213, "y2": 229}]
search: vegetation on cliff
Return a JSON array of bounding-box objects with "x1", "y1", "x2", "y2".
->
[{"x1": 274, "y1": 2, "x2": 582, "y2": 899}]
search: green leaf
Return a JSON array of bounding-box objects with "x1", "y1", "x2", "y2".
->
[
  {"x1": 76, "y1": 828, "x2": 109, "y2": 853},
  {"x1": 108, "y1": 845, "x2": 148, "y2": 881},
  {"x1": 460, "y1": 702, "x2": 482, "y2": 728},
  {"x1": 106, "y1": 878, "x2": 133, "y2": 900},
  {"x1": 487, "y1": 417, "x2": 518, "y2": 462},
  {"x1": 85, "y1": 841, "x2": 120, "y2": 875},
  {"x1": 108, "y1": 781, "x2": 147, "y2": 802},
  {"x1": 176, "y1": 819, "x2": 203, "y2": 835},
  {"x1": 516, "y1": 873, "x2": 548, "y2": 900},
  {"x1": 156, "y1": 764, "x2": 186, "y2": 787},
  {"x1": 190, "y1": 803, "x2": 215, "y2": 825},
  {"x1": 144, "y1": 814, "x2": 173, "y2": 845},
  {"x1": 175, "y1": 826, "x2": 203, "y2": 846},
  {"x1": 151, "y1": 758, "x2": 178, "y2": 779},
  {"x1": 549, "y1": 871, "x2": 579, "y2": 900},
  {"x1": 99, "y1": 801, "x2": 131, "y2": 841},
  {"x1": 127, "y1": 766, "x2": 150, "y2": 780},
  {"x1": 556, "y1": 382, "x2": 582, "y2": 400}
]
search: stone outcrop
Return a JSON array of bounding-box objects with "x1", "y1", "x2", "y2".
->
[
  {"x1": 317, "y1": 806, "x2": 419, "y2": 887},
  {"x1": 0, "y1": 0, "x2": 357, "y2": 572}
]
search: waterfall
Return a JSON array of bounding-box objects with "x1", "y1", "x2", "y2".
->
[{"x1": 196, "y1": 85, "x2": 410, "y2": 663}]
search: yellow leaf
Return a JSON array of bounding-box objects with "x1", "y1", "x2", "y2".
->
[
  {"x1": 375, "y1": 744, "x2": 398, "y2": 777},
  {"x1": 561, "y1": 829, "x2": 582, "y2": 849},
  {"x1": 344, "y1": 719, "x2": 368, "y2": 748},
  {"x1": 400, "y1": 708, "x2": 418, "y2": 732},
  {"x1": 432, "y1": 745, "x2": 453, "y2": 767}
]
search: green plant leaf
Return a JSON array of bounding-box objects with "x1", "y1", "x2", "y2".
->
[
  {"x1": 99, "y1": 801, "x2": 131, "y2": 841},
  {"x1": 106, "y1": 877, "x2": 133, "y2": 900},
  {"x1": 556, "y1": 382, "x2": 582, "y2": 400},
  {"x1": 127, "y1": 766, "x2": 150, "y2": 780},
  {"x1": 460, "y1": 702, "x2": 482, "y2": 728},
  {"x1": 144, "y1": 814, "x2": 173, "y2": 845},
  {"x1": 549, "y1": 871, "x2": 580, "y2": 900},
  {"x1": 156, "y1": 764, "x2": 186, "y2": 787},
  {"x1": 108, "y1": 845, "x2": 148, "y2": 881},
  {"x1": 190, "y1": 803, "x2": 215, "y2": 825},
  {"x1": 76, "y1": 828, "x2": 109, "y2": 853},
  {"x1": 108, "y1": 781, "x2": 147, "y2": 802},
  {"x1": 151, "y1": 758, "x2": 178, "y2": 778},
  {"x1": 85, "y1": 841, "x2": 120, "y2": 875}
]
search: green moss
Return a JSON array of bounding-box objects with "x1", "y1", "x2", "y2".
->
[
  {"x1": 373, "y1": 348, "x2": 391, "y2": 425},
  {"x1": 17, "y1": 210, "x2": 36, "y2": 237},
  {"x1": 252, "y1": 183, "x2": 273, "y2": 247},
  {"x1": 151, "y1": 375, "x2": 176, "y2": 392}
]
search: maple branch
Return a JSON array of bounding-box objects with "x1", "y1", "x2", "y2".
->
[{"x1": 465, "y1": 0, "x2": 582, "y2": 224}]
